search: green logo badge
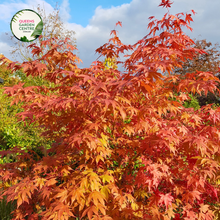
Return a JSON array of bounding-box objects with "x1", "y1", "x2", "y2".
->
[{"x1": 10, "y1": 9, "x2": 43, "y2": 42}]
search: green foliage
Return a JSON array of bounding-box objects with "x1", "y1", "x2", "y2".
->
[
  {"x1": 0, "y1": 195, "x2": 16, "y2": 220},
  {"x1": 0, "y1": 122, "x2": 52, "y2": 163},
  {"x1": 0, "y1": 64, "x2": 20, "y2": 87},
  {"x1": 0, "y1": 64, "x2": 54, "y2": 220},
  {"x1": 30, "y1": 20, "x2": 43, "y2": 38},
  {"x1": 0, "y1": 66, "x2": 54, "y2": 164},
  {"x1": 20, "y1": 36, "x2": 29, "y2": 42},
  {"x1": 13, "y1": 69, "x2": 56, "y2": 88},
  {"x1": 168, "y1": 91, "x2": 201, "y2": 110},
  {"x1": 212, "y1": 102, "x2": 220, "y2": 109},
  {"x1": 183, "y1": 93, "x2": 200, "y2": 110}
]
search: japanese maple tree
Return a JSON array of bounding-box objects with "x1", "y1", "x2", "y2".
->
[{"x1": 1, "y1": 0, "x2": 220, "y2": 219}]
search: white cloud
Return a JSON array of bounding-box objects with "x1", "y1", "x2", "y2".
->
[
  {"x1": 1, "y1": 0, "x2": 220, "y2": 71},
  {"x1": 0, "y1": 2, "x2": 28, "y2": 22},
  {"x1": 0, "y1": 0, "x2": 54, "y2": 23},
  {"x1": 73, "y1": 0, "x2": 220, "y2": 68},
  {"x1": 0, "y1": 41, "x2": 13, "y2": 57},
  {"x1": 59, "y1": 0, "x2": 71, "y2": 22},
  {"x1": 65, "y1": 0, "x2": 164, "y2": 68},
  {"x1": 26, "y1": 0, "x2": 54, "y2": 14}
]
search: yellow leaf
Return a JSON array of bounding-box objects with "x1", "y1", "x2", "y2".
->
[
  {"x1": 175, "y1": 198, "x2": 182, "y2": 205},
  {"x1": 88, "y1": 191, "x2": 105, "y2": 207},
  {"x1": 97, "y1": 168, "x2": 104, "y2": 173},
  {"x1": 90, "y1": 175, "x2": 101, "y2": 191},
  {"x1": 123, "y1": 125, "x2": 134, "y2": 136},
  {"x1": 96, "y1": 155, "x2": 104, "y2": 164},
  {"x1": 131, "y1": 202, "x2": 139, "y2": 211},
  {"x1": 97, "y1": 203, "x2": 106, "y2": 216},
  {"x1": 169, "y1": 142, "x2": 176, "y2": 154},
  {"x1": 81, "y1": 206, "x2": 98, "y2": 220},
  {"x1": 200, "y1": 158, "x2": 209, "y2": 165},
  {"x1": 80, "y1": 177, "x2": 88, "y2": 190},
  {"x1": 35, "y1": 178, "x2": 46, "y2": 189},
  {"x1": 101, "y1": 174, "x2": 114, "y2": 184},
  {"x1": 101, "y1": 186, "x2": 110, "y2": 200},
  {"x1": 79, "y1": 199, "x2": 85, "y2": 211},
  {"x1": 56, "y1": 189, "x2": 68, "y2": 202},
  {"x1": 181, "y1": 112, "x2": 190, "y2": 122},
  {"x1": 99, "y1": 133, "x2": 108, "y2": 147},
  {"x1": 158, "y1": 158, "x2": 163, "y2": 164},
  {"x1": 166, "y1": 207, "x2": 175, "y2": 219}
]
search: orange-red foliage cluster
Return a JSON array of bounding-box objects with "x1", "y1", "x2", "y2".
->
[{"x1": 1, "y1": 0, "x2": 220, "y2": 219}]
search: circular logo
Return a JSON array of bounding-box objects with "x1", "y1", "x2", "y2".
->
[{"x1": 10, "y1": 9, "x2": 43, "y2": 42}]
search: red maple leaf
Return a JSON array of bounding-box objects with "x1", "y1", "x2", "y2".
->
[{"x1": 115, "y1": 21, "x2": 122, "y2": 27}]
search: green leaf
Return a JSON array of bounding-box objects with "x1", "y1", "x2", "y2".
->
[
  {"x1": 20, "y1": 36, "x2": 29, "y2": 42},
  {"x1": 31, "y1": 20, "x2": 43, "y2": 38}
]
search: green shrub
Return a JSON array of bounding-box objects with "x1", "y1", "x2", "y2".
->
[
  {"x1": 0, "y1": 195, "x2": 16, "y2": 220},
  {"x1": 183, "y1": 93, "x2": 200, "y2": 110}
]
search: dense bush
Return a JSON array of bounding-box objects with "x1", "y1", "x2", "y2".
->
[{"x1": 0, "y1": 65, "x2": 54, "y2": 165}]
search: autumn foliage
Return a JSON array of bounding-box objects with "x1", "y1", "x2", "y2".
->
[
  {"x1": 173, "y1": 38, "x2": 220, "y2": 108},
  {"x1": 1, "y1": 0, "x2": 220, "y2": 219}
]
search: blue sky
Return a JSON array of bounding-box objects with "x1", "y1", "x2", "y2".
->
[
  {"x1": 0, "y1": 0, "x2": 220, "y2": 69},
  {"x1": 53, "y1": 0, "x2": 132, "y2": 27},
  {"x1": 0, "y1": 0, "x2": 132, "y2": 30}
]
